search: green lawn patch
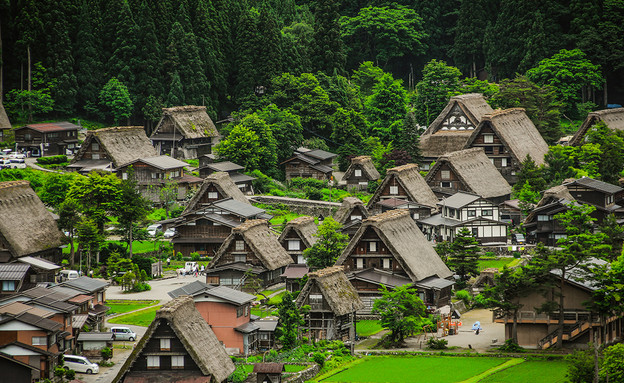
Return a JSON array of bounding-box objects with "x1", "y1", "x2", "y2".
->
[
  {"x1": 479, "y1": 360, "x2": 569, "y2": 383},
  {"x1": 356, "y1": 320, "x2": 383, "y2": 337},
  {"x1": 62, "y1": 240, "x2": 168, "y2": 255},
  {"x1": 321, "y1": 356, "x2": 508, "y2": 383},
  {"x1": 106, "y1": 300, "x2": 159, "y2": 315},
  {"x1": 108, "y1": 305, "x2": 162, "y2": 327},
  {"x1": 284, "y1": 364, "x2": 307, "y2": 372},
  {"x1": 477, "y1": 258, "x2": 515, "y2": 271},
  {"x1": 251, "y1": 307, "x2": 277, "y2": 318},
  {"x1": 266, "y1": 291, "x2": 286, "y2": 306}
]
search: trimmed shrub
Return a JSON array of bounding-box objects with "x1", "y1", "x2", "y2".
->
[
  {"x1": 36, "y1": 155, "x2": 68, "y2": 165},
  {"x1": 290, "y1": 177, "x2": 328, "y2": 190},
  {"x1": 426, "y1": 337, "x2": 448, "y2": 349},
  {"x1": 455, "y1": 290, "x2": 472, "y2": 306},
  {"x1": 101, "y1": 347, "x2": 113, "y2": 360}
]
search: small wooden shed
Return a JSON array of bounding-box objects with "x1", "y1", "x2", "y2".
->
[
  {"x1": 76, "y1": 332, "x2": 114, "y2": 360},
  {"x1": 253, "y1": 362, "x2": 285, "y2": 383}
]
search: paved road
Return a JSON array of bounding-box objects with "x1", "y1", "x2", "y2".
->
[{"x1": 106, "y1": 274, "x2": 206, "y2": 302}]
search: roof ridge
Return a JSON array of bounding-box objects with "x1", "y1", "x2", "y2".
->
[
  {"x1": 309, "y1": 265, "x2": 344, "y2": 279},
  {"x1": 483, "y1": 108, "x2": 526, "y2": 119},
  {"x1": 233, "y1": 219, "x2": 268, "y2": 232},
  {"x1": 92, "y1": 126, "x2": 144, "y2": 134},
  {"x1": 388, "y1": 163, "x2": 419, "y2": 173},
  {"x1": 364, "y1": 209, "x2": 410, "y2": 223},
  {"x1": 0, "y1": 180, "x2": 30, "y2": 190}
]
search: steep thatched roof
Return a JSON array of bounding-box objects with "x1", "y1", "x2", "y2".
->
[
  {"x1": 343, "y1": 156, "x2": 380, "y2": 181},
  {"x1": 296, "y1": 266, "x2": 363, "y2": 316},
  {"x1": 0, "y1": 100, "x2": 11, "y2": 131},
  {"x1": 184, "y1": 172, "x2": 249, "y2": 214},
  {"x1": 337, "y1": 210, "x2": 452, "y2": 281},
  {"x1": 0, "y1": 181, "x2": 63, "y2": 258},
  {"x1": 420, "y1": 93, "x2": 494, "y2": 158},
  {"x1": 152, "y1": 106, "x2": 219, "y2": 140},
  {"x1": 570, "y1": 108, "x2": 624, "y2": 146},
  {"x1": 468, "y1": 108, "x2": 549, "y2": 165},
  {"x1": 73, "y1": 126, "x2": 157, "y2": 168},
  {"x1": 426, "y1": 148, "x2": 512, "y2": 199},
  {"x1": 367, "y1": 164, "x2": 438, "y2": 209},
  {"x1": 333, "y1": 197, "x2": 369, "y2": 224},
  {"x1": 113, "y1": 296, "x2": 234, "y2": 383},
  {"x1": 209, "y1": 220, "x2": 292, "y2": 271},
  {"x1": 278, "y1": 216, "x2": 318, "y2": 248}
]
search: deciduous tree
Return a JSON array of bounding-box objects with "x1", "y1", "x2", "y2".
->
[
  {"x1": 303, "y1": 217, "x2": 349, "y2": 270},
  {"x1": 372, "y1": 284, "x2": 426, "y2": 344}
]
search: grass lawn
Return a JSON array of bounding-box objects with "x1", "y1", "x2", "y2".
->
[
  {"x1": 106, "y1": 300, "x2": 159, "y2": 315},
  {"x1": 479, "y1": 360, "x2": 569, "y2": 383},
  {"x1": 251, "y1": 307, "x2": 277, "y2": 318},
  {"x1": 477, "y1": 258, "x2": 516, "y2": 271},
  {"x1": 108, "y1": 305, "x2": 162, "y2": 327},
  {"x1": 270, "y1": 212, "x2": 306, "y2": 226},
  {"x1": 62, "y1": 240, "x2": 168, "y2": 255},
  {"x1": 321, "y1": 356, "x2": 508, "y2": 383},
  {"x1": 240, "y1": 364, "x2": 307, "y2": 373},
  {"x1": 266, "y1": 291, "x2": 286, "y2": 306},
  {"x1": 356, "y1": 320, "x2": 384, "y2": 337}
]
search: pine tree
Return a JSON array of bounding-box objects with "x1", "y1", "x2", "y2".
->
[
  {"x1": 75, "y1": 0, "x2": 105, "y2": 117},
  {"x1": 166, "y1": 71, "x2": 184, "y2": 107},
  {"x1": 448, "y1": 228, "x2": 481, "y2": 283},
  {"x1": 312, "y1": 0, "x2": 345, "y2": 75}
]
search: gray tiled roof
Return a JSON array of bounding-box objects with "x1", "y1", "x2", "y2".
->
[
  {"x1": 60, "y1": 277, "x2": 109, "y2": 293},
  {"x1": 213, "y1": 198, "x2": 266, "y2": 218},
  {"x1": 304, "y1": 149, "x2": 337, "y2": 161},
  {"x1": 135, "y1": 155, "x2": 188, "y2": 170},
  {"x1": 0, "y1": 263, "x2": 30, "y2": 280},
  {"x1": 565, "y1": 177, "x2": 624, "y2": 194},
  {"x1": 206, "y1": 286, "x2": 256, "y2": 305},
  {"x1": 17, "y1": 256, "x2": 61, "y2": 271},
  {"x1": 203, "y1": 161, "x2": 244, "y2": 172},
  {"x1": 438, "y1": 192, "x2": 481, "y2": 209}
]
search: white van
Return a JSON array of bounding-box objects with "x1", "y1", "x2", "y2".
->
[
  {"x1": 59, "y1": 270, "x2": 80, "y2": 282},
  {"x1": 111, "y1": 326, "x2": 137, "y2": 341},
  {"x1": 63, "y1": 355, "x2": 99, "y2": 374},
  {"x1": 147, "y1": 223, "x2": 163, "y2": 237}
]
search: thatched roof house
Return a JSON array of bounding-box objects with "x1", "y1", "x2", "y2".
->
[
  {"x1": 333, "y1": 197, "x2": 369, "y2": 225},
  {"x1": 184, "y1": 172, "x2": 249, "y2": 214},
  {"x1": 278, "y1": 216, "x2": 318, "y2": 250},
  {"x1": 151, "y1": 105, "x2": 219, "y2": 159},
  {"x1": 113, "y1": 296, "x2": 235, "y2": 383},
  {"x1": 569, "y1": 108, "x2": 624, "y2": 146},
  {"x1": 425, "y1": 147, "x2": 512, "y2": 202},
  {"x1": 342, "y1": 156, "x2": 380, "y2": 189},
  {"x1": 0, "y1": 181, "x2": 63, "y2": 262},
  {"x1": 296, "y1": 266, "x2": 363, "y2": 316},
  {"x1": 0, "y1": 101, "x2": 11, "y2": 135},
  {"x1": 367, "y1": 164, "x2": 438, "y2": 214},
  {"x1": 419, "y1": 93, "x2": 494, "y2": 164},
  {"x1": 71, "y1": 126, "x2": 157, "y2": 170}
]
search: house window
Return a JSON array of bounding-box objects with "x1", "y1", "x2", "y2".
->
[
  {"x1": 48, "y1": 132, "x2": 59, "y2": 138},
  {"x1": 467, "y1": 210, "x2": 476, "y2": 217},
  {"x1": 309, "y1": 294, "x2": 323, "y2": 308},
  {"x1": 237, "y1": 306, "x2": 245, "y2": 317},
  {"x1": 369, "y1": 241, "x2": 377, "y2": 252},
  {"x1": 122, "y1": 172, "x2": 128, "y2": 180},
  {"x1": 288, "y1": 240, "x2": 300, "y2": 251},
  {"x1": 208, "y1": 191, "x2": 218, "y2": 199},
  {"x1": 356, "y1": 258, "x2": 365, "y2": 269},
  {"x1": 351, "y1": 215, "x2": 362, "y2": 221},
  {"x1": 297, "y1": 255, "x2": 305, "y2": 264},
  {"x1": 354, "y1": 169, "x2": 362, "y2": 177},
  {"x1": 472, "y1": 228, "x2": 479, "y2": 236},
  {"x1": 448, "y1": 209, "x2": 456, "y2": 218},
  {"x1": 484, "y1": 146, "x2": 493, "y2": 154},
  {"x1": 389, "y1": 185, "x2": 399, "y2": 195},
  {"x1": 160, "y1": 338, "x2": 171, "y2": 351},
  {"x1": 1, "y1": 281, "x2": 16, "y2": 291},
  {"x1": 92, "y1": 142, "x2": 100, "y2": 151},
  {"x1": 422, "y1": 163, "x2": 430, "y2": 170},
  {"x1": 607, "y1": 195, "x2": 614, "y2": 204},
  {"x1": 171, "y1": 356, "x2": 184, "y2": 369},
  {"x1": 151, "y1": 172, "x2": 157, "y2": 179},
  {"x1": 24, "y1": 133, "x2": 32, "y2": 140},
  {"x1": 234, "y1": 254, "x2": 246, "y2": 263},
  {"x1": 382, "y1": 258, "x2": 392, "y2": 269},
  {"x1": 235, "y1": 240, "x2": 245, "y2": 251},
  {"x1": 483, "y1": 134, "x2": 494, "y2": 143},
  {"x1": 413, "y1": 212, "x2": 420, "y2": 220},
  {"x1": 147, "y1": 356, "x2": 160, "y2": 369},
  {"x1": 482, "y1": 210, "x2": 492, "y2": 216},
  {"x1": 32, "y1": 336, "x2": 47, "y2": 346},
  {"x1": 440, "y1": 181, "x2": 451, "y2": 188},
  {"x1": 441, "y1": 170, "x2": 450, "y2": 179},
  {"x1": 501, "y1": 158, "x2": 508, "y2": 167},
  {"x1": 92, "y1": 153, "x2": 100, "y2": 160},
  {"x1": 537, "y1": 215, "x2": 550, "y2": 221}
]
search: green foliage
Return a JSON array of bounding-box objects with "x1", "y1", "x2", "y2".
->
[
  {"x1": 276, "y1": 291, "x2": 304, "y2": 349},
  {"x1": 313, "y1": 351, "x2": 326, "y2": 367},
  {"x1": 364, "y1": 73, "x2": 407, "y2": 143},
  {"x1": 4, "y1": 63, "x2": 55, "y2": 122},
  {"x1": 303, "y1": 217, "x2": 349, "y2": 269},
  {"x1": 36, "y1": 155, "x2": 68, "y2": 165},
  {"x1": 454, "y1": 290, "x2": 471, "y2": 306},
  {"x1": 289, "y1": 177, "x2": 328, "y2": 190},
  {"x1": 312, "y1": 0, "x2": 345, "y2": 75},
  {"x1": 99, "y1": 77, "x2": 133, "y2": 124},
  {"x1": 448, "y1": 228, "x2": 481, "y2": 281},
  {"x1": 101, "y1": 347, "x2": 113, "y2": 360},
  {"x1": 372, "y1": 284, "x2": 426, "y2": 344},
  {"x1": 498, "y1": 339, "x2": 525, "y2": 353},
  {"x1": 64, "y1": 369, "x2": 76, "y2": 381},
  {"x1": 565, "y1": 349, "x2": 594, "y2": 383},
  {"x1": 601, "y1": 343, "x2": 624, "y2": 382},
  {"x1": 426, "y1": 337, "x2": 448, "y2": 350},
  {"x1": 414, "y1": 59, "x2": 462, "y2": 126}
]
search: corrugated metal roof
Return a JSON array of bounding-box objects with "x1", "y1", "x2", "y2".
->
[
  {"x1": 0, "y1": 263, "x2": 30, "y2": 280},
  {"x1": 280, "y1": 264, "x2": 309, "y2": 279},
  {"x1": 72, "y1": 314, "x2": 88, "y2": 328},
  {"x1": 566, "y1": 177, "x2": 623, "y2": 194},
  {"x1": 17, "y1": 256, "x2": 61, "y2": 271},
  {"x1": 61, "y1": 277, "x2": 109, "y2": 293},
  {"x1": 0, "y1": 302, "x2": 53, "y2": 318},
  {"x1": 18, "y1": 121, "x2": 79, "y2": 133},
  {"x1": 207, "y1": 286, "x2": 255, "y2": 305},
  {"x1": 77, "y1": 332, "x2": 114, "y2": 342},
  {"x1": 0, "y1": 312, "x2": 62, "y2": 331},
  {"x1": 229, "y1": 172, "x2": 256, "y2": 183},
  {"x1": 131, "y1": 155, "x2": 188, "y2": 170},
  {"x1": 213, "y1": 199, "x2": 265, "y2": 218},
  {"x1": 203, "y1": 161, "x2": 244, "y2": 172}
]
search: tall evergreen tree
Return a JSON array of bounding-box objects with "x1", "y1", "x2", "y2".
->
[
  {"x1": 451, "y1": 0, "x2": 495, "y2": 77},
  {"x1": 364, "y1": 73, "x2": 407, "y2": 142},
  {"x1": 312, "y1": 0, "x2": 345, "y2": 75},
  {"x1": 75, "y1": 0, "x2": 105, "y2": 117}
]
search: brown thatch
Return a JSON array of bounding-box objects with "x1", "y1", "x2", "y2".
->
[
  {"x1": 342, "y1": 156, "x2": 380, "y2": 181},
  {"x1": 113, "y1": 296, "x2": 234, "y2": 383},
  {"x1": 72, "y1": 126, "x2": 157, "y2": 167},
  {"x1": 0, "y1": 181, "x2": 63, "y2": 258},
  {"x1": 570, "y1": 108, "x2": 624, "y2": 146},
  {"x1": 524, "y1": 184, "x2": 575, "y2": 224},
  {"x1": 296, "y1": 266, "x2": 363, "y2": 316},
  {"x1": 209, "y1": 220, "x2": 292, "y2": 271},
  {"x1": 253, "y1": 363, "x2": 285, "y2": 374},
  {"x1": 184, "y1": 172, "x2": 249, "y2": 214},
  {"x1": 333, "y1": 197, "x2": 369, "y2": 224},
  {"x1": 468, "y1": 108, "x2": 549, "y2": 165},
  {"x1": 0, "y1": 100, "x2": 11, "y2": 131},
  {"x1": 337, "y1": 210, "x2": 452, "y2": 281},
  {"x1": 426, "y1": 148, "x2": 512, "y2": 199},
  {"x1": 420, "y1": 93, "x2": 494, "y2": 158},
  {"x1": 152, "y1": 106, "x2": 219, "y2": 140},
  {"x1": 367, "y1": 164, "x2": 438, "y2": 209},
  {"x1": 278, "y1": 216, "x2": 318, "y2": 248}
]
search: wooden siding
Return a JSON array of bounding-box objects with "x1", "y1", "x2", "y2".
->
[
  {"x1": 341, "y1": 228, "x2": 406, "y2": 274},
  {"x1": 468, "y1": 124, "x2": 519, "y2": 183}
]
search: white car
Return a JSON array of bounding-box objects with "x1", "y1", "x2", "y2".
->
[
  {"x1": 63, "y1": 355, "x2": 99, "y2": 374},
  {"x1": 163, "y1": 228, "x2": 176, "y2": 238},
  {"x1": 147, "y1": 223, "x2": 163, "y2": 237},
  {"x1": 111, "y1": 326, "x2": 137, "y2": 341}
]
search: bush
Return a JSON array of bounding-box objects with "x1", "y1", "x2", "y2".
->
[
  {"x1": 228, "y1": 365, "x2": 248, "y2": 383},
  {"x1": 426, "y1": 337, "x2": 448, "y2": 350},
  {"x1": 566, "y1": 349, "x2": 594, "y2": 383},
  {"x1": 455, "y1": 290, "x2": 472, "y2": 306},
  {"x1": 190, "y1": 252, "x2": 201, "y2": 261},
  {"x1": 305, "y1": 186, "x2": 323, "y2": 200},
  {"x1": 498, "y1": 339, "x2": 524, "y2": 352},
  {"x1": 36, "y1": 155, "x2": 68, "y2": 165},
  {"x1": 313, "y1": 352, "x2": 326, "y2": 367},
  {"x1": 65, "y1": 369, "x2": 76, "y2": 381},
  {"x1": 472, "y1": 293, "x2": 488, "y2": 308},
  {"x1": 54, "y1": 366, "x2": 66, "y2": 379},
  {"x1": 290, "y1": 177, "x2": 328, "y2": 190},
  {"x1": 101, "y1": 347, "x2": 113, "y2": 360},
  {"x1": 130, "y1": 282, "x2": 151, "y2": 292}
]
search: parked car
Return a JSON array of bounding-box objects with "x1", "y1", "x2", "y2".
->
[
  {"x1": 178, "y1": 261, "x2": 197, "y2": 275},
  {"x1": 147, "y1": 223, "x2": 163, "y2": 237},
  {"x1": 163, "y1": 228, "x2": 176, "y2": 238},
  {"x1": 9, "y1": 158, "x2": 26, "y2": 169},
  {"x1": 511, "y1": 233, "x2": 526, "y2": 245},
  {"x1": 63, "y1": 355, "x2": 99, "y2": 374},
  {"x1": 58, "y1": 270, "x2": 80, "y2": 282},
  {"x1": 111, "y1": 326, "x2": 137, "y2": 341},
  {"x1": 0, "y1": 159, "x2": 10, "y2": 169}
]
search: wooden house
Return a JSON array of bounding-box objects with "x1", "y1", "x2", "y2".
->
[
  {"x1": 0, "y1": 181, "x2": 63, "y2": 264},
  {"x1": 0, "y1": 264, "x2": 40, "y2": 297},
  {"x1": 419, "y1": 93, "x2": 494, "y2": 169},
  {"x1": 253, "y1": 363, "x2": 285, "y2": 383},
  {"x1": 0, "y1": 101, "x2": 11, "y2": 142},
  {"x1": 60, "y1": 277, "x2": 110, "y2": 330},
  {"x1": 278, "y1": 216, "x2": 317, "y2": 292},
  {"x1": 0, "y1": 351, "x2": 41, "y2": 382},
  {"x1": 296, "y1": 266, "x2": 363, "y2": 342},
  {"x1": 76, "y1": 332, "x2": 114, "y2": 360},
  {"x1": 342, "y1": 156, "x2": 380, "y2": 190},
  {"x1": 494, "y1": 259, "x2": 624, "y2": 349},
  {"x1": 418, "y1": 192, "x2": 508, "y2": 244},
  {"x1": 425, "y1": 148, "x2": 512, "y2": 204},
  {"x1": 173, "y1": 198, "x2": 270, "y2": 257},
  {"x1": 117, "y1": 155, "x2": 190, "y2": 202},
  {"x1": 367, "y1": 164, "x2": 438, "y2": 217},
  {"x1": 205, "y1": 220, "x2": 293, "y2": 289},
  {"x1": 150, "y1": 105, "x2": 220, "y2": 160},
  {"x1": 13, "y1": 121, "x2": 79, "y2": 157},
  {"x1": 198, "y1": 158, "x2": 256, "y2": 195},
  {"x1": 569, "y1": 108, "x2": 624, "y2": 146},
  {"x1": 333, "y1": 197, "x2": 369, "y2": 238},
  {"x1": 281, "y1": 147, "x2": 337, "y2": 182},
  {"x1": 69, "y1": 126, "x2": 157, "y2": 173},
  {"x1": 335, "y1": 210, "x2": 454, "y2": 313},
  {"x1": 184, "y1": 172, "x2": 250, "y2": 214},
  {"x1": 168, "y1": 281, "x2": 258, "y2": 355},
  {"x1": 464, "y1": 108, "x2": 549, "y2": 184},
  {"x1": 112, "y1": 296, "x2": 235, "y2": 383}
]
